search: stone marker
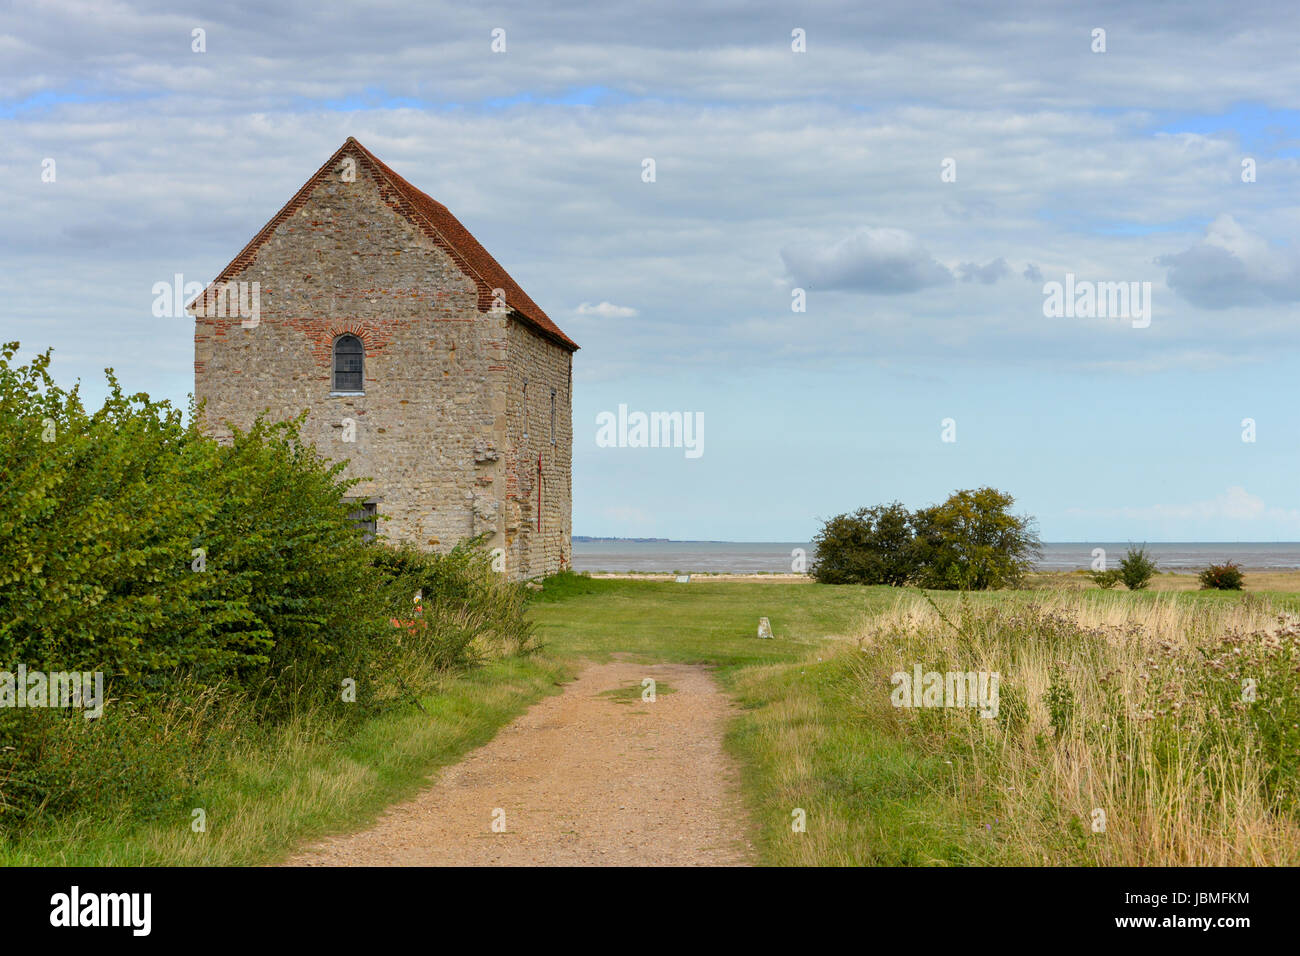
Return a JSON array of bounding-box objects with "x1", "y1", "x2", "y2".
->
[{"x1": 757, "y1": 617, "x2": 773, "y2": 639}]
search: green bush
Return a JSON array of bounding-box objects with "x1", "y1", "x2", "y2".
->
[
  {"x1": 909, "y1": 489, "x2": 1040, "y2": 590},
  {"x1": 0, "y1": 341, "x2": 536, "y2": 828},
  {"x1": 1117, "y1": 545, "x2": 1158, "y2": 590},
  {"x1": 811, "y1": 489, "x2": 1040, "y2": 590},
  {"x1": 1199, "y1": 562, "x2": 1245, "y2": 590},
  {"x1": 1089, "y1": 568, "x2": 1122, "y2": 589},
  {"x1": 371, "y1": 540, "x2": 540, "y2": 675},
  {"x1": 810, "y1": 502, "x2": 916, "y2": 585},
  {"x1": 0, "y1": 343, "x2": 389, "y2": 712},
  {"x1": 0, "y1": 680, "x2": 248, "y2": 827}
]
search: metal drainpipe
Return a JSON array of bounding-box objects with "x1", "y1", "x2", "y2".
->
[{"x1": 536, "y1": 451, "x2": 543, "y2": 532}]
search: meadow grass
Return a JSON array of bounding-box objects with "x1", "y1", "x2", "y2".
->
[{"x1": 844, "y1": 592, "x2": 1300, "y2": 865}]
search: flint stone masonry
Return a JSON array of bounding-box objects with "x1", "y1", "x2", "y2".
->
[{"x1": 190, "y1": 138, "x2": 577, "y2": 580}]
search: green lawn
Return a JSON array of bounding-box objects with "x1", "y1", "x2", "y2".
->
[{"x1": 529, "y1": 572, "x2": 893, "y2": 665}]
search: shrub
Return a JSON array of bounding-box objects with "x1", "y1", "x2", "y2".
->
[
  {"x1": 1117, "y1": 545, "x2": 1158, "y2": 590},
  {"x1": 0, "y1": 680, "x2": 248, "y2": 827},
  {"x1": 1090, "y1": 568, "x2": 1122, "y2": 589},
  {"x1": 811, "y1": 489, "x2": 1040, "y2": 590},
  {"x1": 1199, "y1": 562, "x2": 1245, "y2": 590},
  {"x1": 0, "y1": 341, "x2": 390, "y2": 713},
  {"x1": 910, "y1": 488, "x2": 1041, "y2": 590},
  {"x1": 810, "y1": 502, "x2": 916, "y2": 585},
  {"x1": 371, "y1": 539, "x2": 540, "y2": 676},
  {"x1": 1044, "y1": 663, "x2": 1075, "y2": 737},
  {"x1": 0, "y1": 342, "x2": 537, "y2": 827}
]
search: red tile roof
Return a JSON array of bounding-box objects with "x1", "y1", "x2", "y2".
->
[{"x1": 189, "y1": 137, "x2": 577, "y2": 351}]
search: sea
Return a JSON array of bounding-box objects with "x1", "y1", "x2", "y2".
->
[{"x1": 571, "y1": 540, "x2": 1300, "y2": 575}]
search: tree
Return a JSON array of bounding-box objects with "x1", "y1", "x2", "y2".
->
[
  {"x1": 1117, "y1": 545, "x2": 1158, "y2": 590},
  {"x1": 810, "y1": 489, "x2": 1039, "y2": 590},
  {"x1": 810, "y1": 502, "x2": 917, "y2": 585},
  {"x1": 909, "y1": 487, "x2": 1041, "y2": 590}
]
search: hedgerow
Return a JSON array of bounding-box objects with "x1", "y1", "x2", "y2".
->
[{"x1": 0, "y1": 342, "x2": 534, "y2": 826}]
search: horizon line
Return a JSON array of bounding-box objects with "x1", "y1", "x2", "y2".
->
[{"x1": 573, "y1": 537, "x2": 1300, "y2": 545}]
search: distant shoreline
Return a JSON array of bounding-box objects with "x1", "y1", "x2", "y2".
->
[
  {"x1": 574, "y1": 537, "x2": 1300, "y2": 545},
  {"x1": 577, "y1": 570, "x2": 1300, "y2": 590},
  {"x1": 572, "y1": 540, "x2": 1300, "y2": 574}
]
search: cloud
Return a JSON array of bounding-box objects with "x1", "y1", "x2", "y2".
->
[
  {"x1": 780, "y1": 227, "x2": 953, "y2": 294},
  {"x1": 1067, "y1": 486, "x2": 1300, "y2": 527},
  {"x1": 1158, "y1": 215, "x2": 1300, "y2": 309},
  {"x1": 8, "y1": 0, "x2": 1300, "y2": 395},
  {"x1": 575, "y1": 301, "x2": 638, "y2": 318},
  {"x1": 1022, "y1": 263, "x2": 1043, "y2": 283},
  {"x1": 957, "y1": 257, "x2": 1010, "y2": 284}
]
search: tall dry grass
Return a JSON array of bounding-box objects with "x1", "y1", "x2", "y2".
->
[{"x1": 851, "y1": 592, "x2": 1300, "y2": 865}]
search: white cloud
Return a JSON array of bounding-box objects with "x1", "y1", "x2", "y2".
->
[
  {"x1": 575, "y1": 301, "x2": 638, "y2": 318},
  {"x1": 1067, "y1": 486, "x2": 1300, "y2": 528}
]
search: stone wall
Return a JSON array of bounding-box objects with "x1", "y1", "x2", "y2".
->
[{"x1": 503, "y1": 319, "x2": 574, "y2": 577}]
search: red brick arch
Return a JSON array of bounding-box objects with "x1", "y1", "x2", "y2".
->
[
  {"x1": 330, "y1": 323, "x2": 371, "y2": 347},
  {"x1": 283, "y1": 318, "x2": 398, "y2": 369}
]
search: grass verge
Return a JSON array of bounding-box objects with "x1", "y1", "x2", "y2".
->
[{"x1": 0, "y1": 653, "x2": 571, "y2": 866}]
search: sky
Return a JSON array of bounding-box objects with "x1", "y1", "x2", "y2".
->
[{"x1": 3, "y1": 0, "x2": 1300, "y2": 542}]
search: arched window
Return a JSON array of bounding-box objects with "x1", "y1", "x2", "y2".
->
[{"x1": 333, "y1": 335, "x2": 364, "y2": 392}]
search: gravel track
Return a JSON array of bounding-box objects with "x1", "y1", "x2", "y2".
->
[{"x1": 284, "y1": 659, "x2": 754, "y2": 866}]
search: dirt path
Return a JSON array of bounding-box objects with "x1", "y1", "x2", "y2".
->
[{"x1": 285, "y1": 659, "x2": 754, "y2": 866}]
